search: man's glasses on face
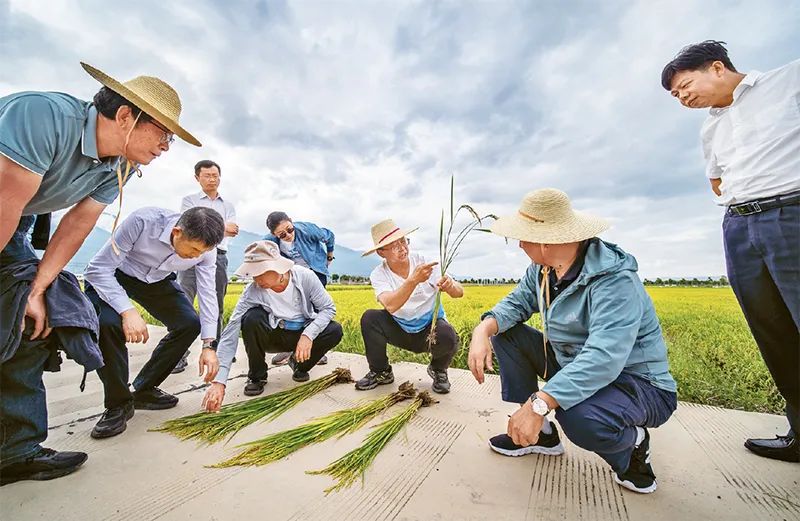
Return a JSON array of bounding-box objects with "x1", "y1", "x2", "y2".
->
[
  {"x1": 276, "y1": 226, "x2": 295, "y2": 240},
  {"x1": 148, "y1": 119, "x2": 175, "y2": 145},
  {"x1": 198, "y1": 173, "x2": 220, "y2": 181},
  {"x1": 382, "y1": 237, "x2": 410, "y2": 253}
]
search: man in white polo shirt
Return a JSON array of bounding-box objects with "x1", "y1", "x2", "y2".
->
[
  {"x1": 663, "y1": 40, "x2": 799, "y2": 463},
  {"x1": 173, "y1": 159, "x2": 238, "y2": 373},
  {"x1": 355, "y1": 219, "x2": 464, "y2": 394}
]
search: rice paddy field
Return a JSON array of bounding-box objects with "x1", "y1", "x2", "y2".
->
[{"x1": 140, "y1": 284, "x2": 783, "y2": 415}]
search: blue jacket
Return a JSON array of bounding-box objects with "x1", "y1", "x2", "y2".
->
[
  {"x1": 484, "y1": 238, "x2": 676, "y2": 410},
  {"x1": 265, "y1": 221, "x2": 335, "y2": 277}
]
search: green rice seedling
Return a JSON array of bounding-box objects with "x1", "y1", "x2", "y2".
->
[
  {"x1": 212, "y1": 381, "x2": 417, "y2": 468},
  {"x1": 307, "y1": 390, "x2": 435, "y2": 494},
  {"x1": 428, "y1": 176, "x2": 497, "y2": 346},
  {"x1": 151, "y1": 367, "x2": 353, "y2": 445}
]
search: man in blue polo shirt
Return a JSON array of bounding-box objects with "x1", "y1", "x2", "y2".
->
[{"x1": 0, "y1": 62, "x2": 200, "y2": 484}]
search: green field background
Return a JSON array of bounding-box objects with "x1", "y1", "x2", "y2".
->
[{"x1": 139, "y1": 284, "x2": 782, "y2": 415}]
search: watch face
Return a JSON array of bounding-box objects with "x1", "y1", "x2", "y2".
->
[{"x1": 532, "y1": 399, "x2": 549, "y2": 415}]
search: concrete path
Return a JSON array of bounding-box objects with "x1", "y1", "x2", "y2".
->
[{"x1": 1, "y1": 326, "x2": 798, "y2": 521}]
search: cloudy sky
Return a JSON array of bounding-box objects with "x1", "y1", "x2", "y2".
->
[{"x1": 3, "y1": 0, "x2": 798, "y2": 279}]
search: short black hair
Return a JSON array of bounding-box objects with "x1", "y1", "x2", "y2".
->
[
  {"x1": 661, "y1": 40, "x2": 737, "y2": 90},
  {"x1": 177, "y1": 207, "x2": 225, "y2": 247},
  {"x1": 266, "y1": 211, "x2": 291, "y2": 233},
  {"x1": 93, "y1": 86, "x2": 152, "y2": 124},
  {"x1": 194, "y1": 159, "x2": 222, "y2": 176}
]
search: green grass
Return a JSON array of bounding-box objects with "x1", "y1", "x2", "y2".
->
[{"x1": 138, "y1": 283, "x2": 782, "y2": 415}]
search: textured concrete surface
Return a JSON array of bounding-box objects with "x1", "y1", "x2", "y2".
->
[{"x1": 1, "y1": 326, "x2": 798, "y2": 521}]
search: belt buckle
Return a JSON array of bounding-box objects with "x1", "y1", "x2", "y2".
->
[
  {"x1": 732, "y1": 201, "x2": 761, "y2": 216},
  {"x1": 277, "y1": 319, "x2": 286, "y2": 329}
]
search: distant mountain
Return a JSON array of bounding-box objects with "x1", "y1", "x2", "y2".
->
[{"x1": 61, "y1": 225, "x2": 378, "y2": 277}]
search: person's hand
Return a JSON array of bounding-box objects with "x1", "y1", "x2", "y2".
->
[
  {"x1": 202, "y1": 382, "x2": 226, "y2": 412},
  {"x1": 468, "y1": 325, "x2": 494, "y2": 384},
  {"x1": 24, "y1": 291, "x2": 52, "y2": 340},
  {"x1": 508, "y1": 398, "x2": 544, "y2": 447},
  {"x1": 294, "y1": 334, "x2": 313, "y2": 363},
  {"x1": 121, "y1": 308, "x2": 149, "y2": 343},
  {"x1": 410, "y1": 261, "x2": 438, "y2": 285},
  {"x1": 225, "y1": 222, "x2": 239, "y2": 237},
  {"x1": 436, "y1": 275, "x2": 455, "y2": 292},
  {"x1": 198, "y1": 347, "x2": 219, "y2": 383}
]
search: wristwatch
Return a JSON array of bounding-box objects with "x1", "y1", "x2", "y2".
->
[
  {"x1": 202, "y1": 339, "x2": 218, "y2": 351},
  {"x1": 530, "y1": 394, "x2": 550, "y2": 416}
]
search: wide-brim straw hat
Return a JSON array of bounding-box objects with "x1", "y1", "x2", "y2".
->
[
  {"x1": 490, "y1": 188, "x2": 609, "y2": 244},
  {"x1": 362, "y1": 219, "x2": 419, "y2": 256},
  {"x1": 81, "y1": 62, "x2": 201, "y2": 147},
  {"x1": 235, "y1": 241, "x2": 294, "y2": 278}
]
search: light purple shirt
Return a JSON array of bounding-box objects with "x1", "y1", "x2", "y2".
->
[{"x1": 84, "y1": 207, "x2": 219, "y2": 339}]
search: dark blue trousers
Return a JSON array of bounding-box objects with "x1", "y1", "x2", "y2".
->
[
  {"x1": 85, "y1": 270, "x2": 200, "y2": 409},
  {"x1": 0, "y1": 216, "x2": 47, "y2": 466},
  {"x1": 492, "y1": 323, "x2": 677, "y2": 473},
  {"x1": 723, "y1": 203, "x2": 799, "y2": 435}
]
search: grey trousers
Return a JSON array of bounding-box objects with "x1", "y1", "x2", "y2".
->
[{"x1": 178, "y1": 249, "x2": 228, "y2": 345}]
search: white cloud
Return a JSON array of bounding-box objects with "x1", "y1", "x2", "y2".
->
[{"x1": 4, "y1": 0, "x2": 798, "y2": 278}]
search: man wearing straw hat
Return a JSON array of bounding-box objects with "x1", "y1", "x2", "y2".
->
[
  {"x1": 83, "y1": 206, "x2": 224, "y2": 439},
  {"x1": 202, "y1": 241, "x2": 343, "y2": 411},
  {"x1": 468, "y1": 189, "x2": 677, "y2": 494},
  {"x1": 356, "y1": 219, "x2": 463, "y2": 394},
  {"x1": 0, "y1": 63, "x2": 199, "y2": 482}
]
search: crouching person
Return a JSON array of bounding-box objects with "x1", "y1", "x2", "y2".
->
[
  {"x1": 468, "y1": 189, "x2": 678, "y2": 494},
  {"x1": 84, "y1": 207, "x2": 223, "y2": 439},
  {"x1": 202, "y1": 241, "x2": 342, "y2": 411},
  {"x1": 356, "y1": 219, "x2": 463, "y2": 394}
]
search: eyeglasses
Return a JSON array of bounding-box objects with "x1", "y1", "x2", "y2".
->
[
  {"x1": 148, "y1": 119, "x2": 175, "y2": 146},
  {"x1": 198, "y1": 173, "x2": 220, "y2": 180},
  {"x1": 276, "y1": 226, "x2": 295, "y2": 240},
  {"x1": 382, "y1": 237, "x2": 410, "y2": 253}
]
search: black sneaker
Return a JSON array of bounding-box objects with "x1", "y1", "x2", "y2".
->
[
  {"x1": 488, "y1": 422, "x2": 565, "y2": 457},
  {"x1": 427, "y1": 365, "x2": 451, "y2": 394},
  {"x1": 243, "y1": 378, "x2": 267, "y2": 396},
  {"x1": 355, "y1": 368, "x2": 395, "y2": 390},
  {"x1": 744, "y1": 433, "x2": 799, "y2": 462},
  {"x1": 287, "y1": 356, "x2": 310, "y2": 382},
  {"x1": 0, "y1": 448, "x2": 88, "y2": 486},
  {"x1": 317, "y1": 354, "x2": 329, "y2": 365},
  {"x1": 614, "y1": 428, "x2": 657, "y2": 494},
  {"x1": 91, "y1": 402, "x2": 135, "y2": 439},
  {"x1": 132, "y1": 387, "x2": 179, "y2": 410}
]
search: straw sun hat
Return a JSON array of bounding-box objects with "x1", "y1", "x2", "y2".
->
[
  {"x1": 490, "y1": 188, "x2": 609, "y2": 244},
  {"x1": 362, "y1": 219, "x2": 419, "y2": 256},
  {"x1": 81, "y1": 62, "x2": 201, "y2": 146}
]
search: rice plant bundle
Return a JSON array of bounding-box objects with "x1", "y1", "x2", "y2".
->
[
  {"x1": 212, "y1": 382, "x2": 417, "y2": 468},
  {"x1": 307, "y1": 390, "x2": 435, "y2": 494},
  {"x1": 151, "y1": 367, "x2": 353, "y2": 445},
  {"x1": 428, "y1": 176, "x2": 497, "y2": 346}
]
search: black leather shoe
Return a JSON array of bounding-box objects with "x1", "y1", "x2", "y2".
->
[
  {"x1": 171, "y1": 357, "x2": 188, "y2": 374},
  {"x1": 0, "y1": 448, "x2": 88, "y2": 485},
  {"x1": 133, "y1": 387, "x2": 179, "y2": 410},
  {"x1": 91, "y1": 402, "x2": 135, "y2": 439},
  {"x1": 745, "y1": 433, "x2": 799, "y2": 462}
]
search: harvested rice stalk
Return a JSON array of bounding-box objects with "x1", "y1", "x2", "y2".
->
[
  {"x1": 151, "y1": 367, "x2": 353, "y2": 445},
  {"x1": 308, "y1": 391, "x2": 435, "y2": 494},
  {"x1": 427, "y1": 176, "x2": 496, "y2": 347},
  {"x1": 212, "y1": 382, "x2": 417, "y2": 468}
]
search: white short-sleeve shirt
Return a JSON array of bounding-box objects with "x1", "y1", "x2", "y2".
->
[
  {"x1": 700, "y1": 59, "x2": 800, "y2": 206},
  {"x1": 370, "y1": 252, "x2": 444, "y2": 333}
]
